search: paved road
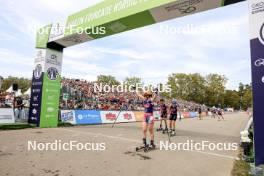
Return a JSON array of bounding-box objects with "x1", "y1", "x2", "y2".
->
[{"x1": 0, "y1": 113, "x2": 249, "y2": 176}]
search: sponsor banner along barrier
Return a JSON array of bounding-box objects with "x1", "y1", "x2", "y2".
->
[
  {"x1": 153, "y1": 111, "x2": 161, "y2": 120},
  {"x1": 201, "y1": 112, "x2": 207, "y2": 117},
  {"x1": 61, "y1": 110, "x2": 76, "y2": 124},
  {"x1": 75, "y1": 110, "x2": 102, "y2": 124},
  {"x1": 100, "y1": 111, "x2": 136, "y2": 124},
  {"x1": 134, "y1": 111, "x2": 144, "y2": 122},
  {"x1": 0, "y1": 108, "x2": 15, "y2": 124},
  {"x1": 190, "y1": 112, "x2": 198, "y2": 118},
  {"x1": 61, "y1": 111, "x2": 200, "y2": 125},
  {"x1": 182, "y1": 112, "x2": 190, "y2": 118}
]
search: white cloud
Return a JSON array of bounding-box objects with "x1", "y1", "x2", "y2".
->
[{"x1": 0, "y1": 1, "x2": 251, "y2": 90}]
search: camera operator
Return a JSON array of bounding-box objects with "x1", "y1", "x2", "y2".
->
[{"x1": 14, "y1": 96, "x2": 24, "y2": 119}]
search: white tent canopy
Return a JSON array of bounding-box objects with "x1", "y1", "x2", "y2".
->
[
  {"x1": 24, "y1": 88, "x2": 31, "y2": 96},
  {"x1": 6, "y1": 86, "x2": 13, "y2": 93},
  {"x1": 15, "y1": 89, "x2": 22, "y2": 97}
]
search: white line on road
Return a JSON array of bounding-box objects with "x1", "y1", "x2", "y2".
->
[
  {"x1": 54, "y1": 128, "x2": 141, "y2": 143},
  {"x1": 55, "y1": 128, "x2": 239, "y2": 160},
  {"x1": 194, "y1": 150, "x2": 240, "y2": 160}
]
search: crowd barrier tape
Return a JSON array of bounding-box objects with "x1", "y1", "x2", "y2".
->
[
  {"x1": 0, "y1": 108, "x2": 15, "y2": 124},
  {"x1": 60, "y1": 110, "x2": 200, "y2": 125}
]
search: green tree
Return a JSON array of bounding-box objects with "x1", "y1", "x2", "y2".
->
[
  {"x1": 167, "y1": 73, "x2": 190, "y2": 99},
  {"x1": 1, "y1": 76, "x2": 31, "y2": 92},
  {"x1": 187, "y1": 73, "x2": 206, "y2": 104},
  {"x1": 167, "y1": 73, "x2": 206, "y2": 103},
  {"x1": 242, "y1": 84, "x2": 252, "y2": 110},
  {"x1": 124, "y1": 77, "x2": 143, "y2": 86},
  {"x1": 97, "y1": 75, "x2": 120, "y2": 86},
  {"x1": 223, "y1": 90, "x2": 240, "y2": 110},
  {"x1": 204, "y1": 74, "x2": 227, "y2": 107}
]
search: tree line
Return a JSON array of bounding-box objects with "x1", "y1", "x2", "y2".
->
[
  {"x1": 0, "y1": 74, "x2": 252, "y2": 110},
  {"x1": 97, "y1": 74, "x2": 252, "y2": 110}
]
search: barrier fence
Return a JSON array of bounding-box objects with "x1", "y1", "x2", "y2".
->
[
  {"x1": 0, "y1": 108, "x2": 29, "y2": 124},
  {"x1": 61, "y1": 110, "x2": 199, "y2": 125}
]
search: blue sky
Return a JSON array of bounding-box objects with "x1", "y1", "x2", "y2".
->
[{"x1": 0, "y1": 0, "x2": 251, "y2": 90}]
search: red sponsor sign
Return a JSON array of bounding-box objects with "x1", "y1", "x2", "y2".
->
[
  {"x1": 123, "y1": 113, "x2": 132, "y2": 120},
  {"x1": 105, "y1": 113, "x2": 117, "y2": 121}
]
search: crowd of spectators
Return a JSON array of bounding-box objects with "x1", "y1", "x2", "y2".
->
[
  {"x1": 0, "y1": 91, "x2": 12, "y2": 108},
  {"x1": 60, "y1": 78, "x2": 205, "y2": 111},
  {"x1": 0, "y1": 78, "x2": 205, "y2": 112}
]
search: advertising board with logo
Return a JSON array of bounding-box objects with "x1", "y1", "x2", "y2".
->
[
  {"x1": 0, "y1": 108, "x2": 15, "y2": 124},
  {"x1": 100, "y1": 111, "x2": 136, "y2": 124},
  {"x1": 190, "y1": 112, "x2": 198, "y2": 118},
  {"x1": 134, "y1": 111, "x2": 144, "y2": 121},
  {"x1": 28, "y1": 48, "x2": 63, "y2": 128},
  {"x1": 28, "y1": 49, "x2": 46, "y2": 125},
  {"x1": 153, "y1": 111, "x2": 161, "y2": 120},
  {"x1": 39, "y1": 49, "x2": 63, "y2": 128},
  {"x1": 61, "y1": 110, "x2": 76, "y2": 124},
  {"x1": 249, "y1": 0, "x2": 264, "y2": 165},
  {"x1": 75, "y1": 110, "x2": 102, "y2": 125},
  {"x1": 150, "y1": 0, "x2": 222, "y2": 23}
]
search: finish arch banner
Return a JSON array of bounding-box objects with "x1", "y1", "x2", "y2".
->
[
  {"x1": 40, "y1": 0, "x2": 229, "y2": 48},
  {"x1": 249, "y1": 0, "x2": 264, "y2": 166},
  {"x1": 28, "y1": 48, "x2": 62, "y2": 128}
]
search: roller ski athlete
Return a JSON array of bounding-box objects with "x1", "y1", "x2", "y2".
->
[
  {"x1": 136, "y1": 90, "x2": 157, "y2": 152},
  {"x1": 157, "y1": 99, "x2": 169, "y2": 134},
  {"x1": 198, "y1": 106, "x2": 202, "y2": 120},
  {"x1": 216, "y1": 108, "x2": 225, "y2": 121},
  {"x1": 211, "y1": 107, "x2": 216, "y2": 118},
  {"x1": 169, "y1": 99, "x2": 178, "y2": 136}
]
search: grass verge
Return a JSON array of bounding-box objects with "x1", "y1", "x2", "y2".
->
[
  {"x1": 231, "y1": 150, "x2": 251, "y2": 176},
  {"x1": 0, "y1": 123, "x2": 36, "y2": 130}
]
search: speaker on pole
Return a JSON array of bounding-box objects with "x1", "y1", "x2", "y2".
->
[
  {"x1": 0, "y1": 76, "x2": 3, "y2": 90},
  {"x1": 12, "y1": 83, "x2": 18, "y2": 92}
]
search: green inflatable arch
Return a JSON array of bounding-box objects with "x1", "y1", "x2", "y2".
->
[{"x1": 29, "y1": 0, "x2": 264, "y2": 166}]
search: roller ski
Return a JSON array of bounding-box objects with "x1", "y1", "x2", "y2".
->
[
  {"x1": 135, "y1": 144, "x2": 148, "y2": 152},
  {"x1": 156, "y1": 127, "x2": 163, "y2": 132},
  {"x1": 136, "y1": 139, "x2": 156, "y2": 152},
  {"x1": 162, "y1": 128, "x2": 169, "y2": 134},
  {"x1": 169, "y1": 129, "x2": 176, "y2": 137}
]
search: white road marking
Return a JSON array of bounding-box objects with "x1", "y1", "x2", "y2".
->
[
  {"x1": 194, "y1": 150, "x2": 240, "y2": 160},
  {"x1": 54, "y1": 128, "x2": 239, "y2": 160},
  {"x1": 54, "y1": 128, "x2": 141, "y2": 143}
]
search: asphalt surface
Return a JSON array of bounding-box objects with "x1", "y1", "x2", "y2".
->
[{"x1": 0, "y1": 113, "x2": 249, "y2": 176}]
